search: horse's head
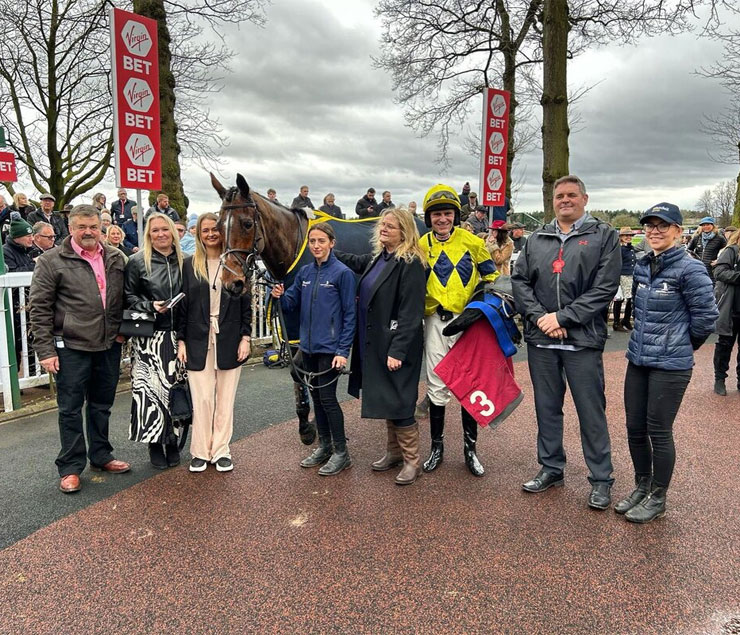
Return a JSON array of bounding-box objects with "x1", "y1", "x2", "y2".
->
[{"x1": 211, "y1": 172, "x2": 259, "y2": 296}]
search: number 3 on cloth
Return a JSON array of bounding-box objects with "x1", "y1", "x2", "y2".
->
[{"x1": 470, "y1": 390, "x2": 495, "y2": 417}]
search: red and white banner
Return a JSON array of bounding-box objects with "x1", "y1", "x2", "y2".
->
[
  {"x1": 110, "y1": 8, "x2": 161, "y2": 190},
  {"x1": 479, "y1": 88, "x2": 510, "y2": 207},
  {"x1": 0, "y1": 152, "x2": 17, "y2": 182}
]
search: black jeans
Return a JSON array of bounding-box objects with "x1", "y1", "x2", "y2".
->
[
  {"x1": 302, "y1": 352, "x2": 346, "y2": 449},
  {"x1": 527, "y1": 345, "x2": 614, "y2": 484},
  {"x1": 713, "y1": 315, "x2": 740, "y2": 382},
  {"x1": 55, "y1": 343, "x2": 122, "y2": 476},
  {"x1": 624, "y1": 362, "x2": 692, "y2": 489}
]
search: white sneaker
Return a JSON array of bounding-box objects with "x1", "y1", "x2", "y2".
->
[{"x1": 215, "y1": 457, "x2": 233, "y2": 472}]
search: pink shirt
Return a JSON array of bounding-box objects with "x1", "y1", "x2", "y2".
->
[{"x1": 71, "y1": 239, "x2": 107, "y2": 309}]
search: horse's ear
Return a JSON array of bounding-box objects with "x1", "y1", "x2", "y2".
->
[
  {"x1": 210, "y1": 173, "x2": 227, "y2": 199},
  {"x1": 236, "y1": 173, "x2": 250, "y2": 198}
]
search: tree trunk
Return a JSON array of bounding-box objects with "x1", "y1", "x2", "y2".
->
[
  {"x1": 540, "y1": 0, "x2": 570, "y2": 221},
  {"x1": 734, "y1": 172, "x2": 740, "y2": 227},
  {"x1": 133, "y1": 0, "x2": 187, "y2": 217}
]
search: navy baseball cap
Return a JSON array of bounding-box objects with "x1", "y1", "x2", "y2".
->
[{"x1": 639, "y1": 202, "x2": 682, "y2": 226}]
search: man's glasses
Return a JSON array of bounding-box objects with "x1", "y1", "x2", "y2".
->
[{"x1": 642, "y1": 222, "x2": 673, "y2": 234}]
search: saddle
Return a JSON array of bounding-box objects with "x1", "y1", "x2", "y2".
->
[{"x1": 442, "y1": 276, "x2": 521, "y2": 358}]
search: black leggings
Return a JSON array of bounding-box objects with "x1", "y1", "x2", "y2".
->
[
  {"x1": 624, "y1": 362, "x2": 692, "y2": 488},
  {"x1": 302, "y1": 352, "x2": 346, "y2": 449},
  {"x1": 713, "y1": 315, "x2": 740, "y2": 382}
]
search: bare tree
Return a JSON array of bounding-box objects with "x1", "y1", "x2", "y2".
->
[
  {"x1": 0, "y1": 0, "x2": 113, "y2": 206},
  {"x1": 374, "y1": 0, "x2": 544, "y2": 198},
  {"x1": 714, "y1": 179, "x2": 735, "y2": 226},
  {"x1": 696, "y1": 188, "x2": 714, "y2": 217}
]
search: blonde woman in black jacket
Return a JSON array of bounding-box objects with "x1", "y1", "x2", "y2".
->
[
  {"x1": 176, "y1": 213, "x2": 252, "y2": 473},
  {"x1": 124, "y1": 213, "x2": 184, "y2": 469}
]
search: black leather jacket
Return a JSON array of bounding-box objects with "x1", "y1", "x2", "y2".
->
[{"x1": 124, "y1": 249, "x2": 183, "y2": 331}]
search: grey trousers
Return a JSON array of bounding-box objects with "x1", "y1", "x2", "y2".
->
[{"x1": 527, "y1": 344, "x2": 614, "y2": 485}]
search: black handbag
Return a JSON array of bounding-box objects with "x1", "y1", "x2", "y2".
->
[
  {"x1": 119, "y1": 309, "x2": 155, "y2": 338},
  {"x1": 169, "y1": 381, "x2": 193, "y2": 450}
]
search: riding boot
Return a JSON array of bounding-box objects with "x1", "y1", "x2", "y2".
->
[
  {"x1": 394, "y1": 423, "x2": 421, "y2": 485},
  {"x1": 612, "y1": 300, "x2": 626, "y2": 331},
  {"x1": 422, "y1": 403, "x2": 445, "y2": 473},
  {"x1": 318, "y1": 441, "x2": 352, "y2": 476},
  {"x1": 625, "y1": 487, "x2": 667, "y2": 524},
  {"x1": 622, "y1": 298, "x2": 633, "y2": 329},
  {"x1": 148, "y1": 443, "x2": 167, "y2": 470},
  {"x1": 371, "y1": 420, "x2": 403, "y2": 471},
  {"x1": 300, "y1": 435, "x2": 332, "y2": 468},
  {"x1": 614, "y1": 475, "x2": 652, "y2": 514},
  {"x1": 294, "y1": 382, "x2": 316, "y2": 445},
  {"x1": 164, "y1": 442, "x2": 181, "y2": 467},
  {"x1": 461, "y1": 409, "x2": 484, "y2": 477}
]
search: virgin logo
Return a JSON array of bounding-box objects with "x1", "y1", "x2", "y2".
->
[
  {"x1": 121, "y1": 20, "x2": 153, "y2": 57},
  {"x1": 125, "y1": 27, "x2": 149, "y2": 52},
  {"x1": 130, "y1": 137, "x2": 152, "y2": 161},
  {"x1": 127, "y1": 83, "x2": 151, "y2": 107}
]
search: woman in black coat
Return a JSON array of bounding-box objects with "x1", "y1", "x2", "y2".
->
[
  {"x1": 336, "y1": 206, "x2": 427, "y2": 485},
  {"x1": 713, "y1": 228, "x2": 740, "y2": 395},
  {"x1": 176, "y1": 213, "x2": 252, "y2": 473}
]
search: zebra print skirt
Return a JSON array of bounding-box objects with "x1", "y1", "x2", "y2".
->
[{"x1": 129, "y1": 330, "x2": 183, "y2": 444}]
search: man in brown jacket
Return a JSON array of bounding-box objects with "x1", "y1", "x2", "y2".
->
[{"x1": 30, "y1": 204, "x2": 130, "y2": 493}]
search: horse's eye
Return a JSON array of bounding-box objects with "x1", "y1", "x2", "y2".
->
[{"x1": 241, "y1": 218, "x2": 254, "y2": 230}]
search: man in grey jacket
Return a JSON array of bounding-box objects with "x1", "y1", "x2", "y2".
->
[
  {"x1": 30, "y1": 205, "x2": 130, "y2": 494},
  {"x1": 512, "y1": 175, "x2": 620, "y2": 510}
]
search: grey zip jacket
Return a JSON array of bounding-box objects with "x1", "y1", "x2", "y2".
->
[{"x1": 511, "y1": 215, "x2": 621, "y2": 350}]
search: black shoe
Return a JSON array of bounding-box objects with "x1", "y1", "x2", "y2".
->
[
  {"x1": 614, "y1": 476, "x2": 652, "y2": 514},
  {"x1": 522, "y1": 469, "x2": 564, "y2": 493},
  {"x1": 148, "y1": 443, "x2": 167, "y2": 470},
  {"x1": 318, "y1": 449, "x2": 352, "y2": 476},
  {"x1": 462, "y1": 409, "x2": 484, "y2": 477},
  {"x1": 300, "y1": 444, "x2": 332, "y2": 468},
  {"x1": 714, "y1": 380, "x2": 727, "y2": 396},
  {"x1": 189, "y1": 458, "x2": 208, "y2": 473},
  {"x1": 165, "y1": 443, "x2": 180, "y2": 467},
  {"x1": 215, "y1": 457, "x2": 233, "y2": 472},
  {"x1": 588, "y1": 483, "x2": 612, "y2": 510},
  {"x1": 625, "y1": 487, "x2": 667, "y2": 523}
]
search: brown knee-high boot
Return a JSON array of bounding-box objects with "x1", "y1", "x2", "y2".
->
[
  {"x1": 394, "y1": 423, "x2": 421, "y2": 485},
  {"x1": 371, "y1": 420, "x2": 403, "y2": 471}
]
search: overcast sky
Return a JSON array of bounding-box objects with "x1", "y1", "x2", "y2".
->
[{"x1": 82, "y1": 0, "x2": 740, "y2": 215}]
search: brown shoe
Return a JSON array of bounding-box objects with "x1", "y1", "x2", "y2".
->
[
  {"x1": 394, "y1": 423, "x2": 422, "y2": 486},
  {"x1": 371, "y1": 420, "x2": 403, "y2": 471},
  {"x1": 59, "y1": 474, "x2": 81, "y2": 493},
  {"x1": 91, "y1": 459, "x2": 131, "y2": 474}
]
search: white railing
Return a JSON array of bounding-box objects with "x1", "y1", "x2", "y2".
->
[
  {"x1": 0, "y1": 272, "x2": 48, "y2": 411},
  {"x1": 0, "y1": 271, "x2": 274, "y2": 412}
]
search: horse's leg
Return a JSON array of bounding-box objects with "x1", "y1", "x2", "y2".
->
[{"x1": 291, "y1": 348, "x2": 316, "y2": 445}]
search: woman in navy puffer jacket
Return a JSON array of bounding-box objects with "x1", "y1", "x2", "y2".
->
[{"x1": 616, "y1": 203, "x2": 718, "y2": 524}]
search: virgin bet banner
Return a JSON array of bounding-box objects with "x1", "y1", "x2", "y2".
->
[
  {"x1": 110, "y1": 7, "x2": 161, "y2": 190},
  {"x1": 479, "y1": 88, "x2": 510, "y2": 208},
  {"x1": 0, "y1": 152, "x2": 17, "y2": 182}
]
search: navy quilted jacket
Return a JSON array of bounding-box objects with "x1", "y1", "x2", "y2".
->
[{"x1": 627, "y1": 246, "x2": 718, "y2": 370}]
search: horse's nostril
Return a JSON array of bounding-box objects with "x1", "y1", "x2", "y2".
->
[{"x1": 233, "y1": 280, "x2": 244, "y2": 294}]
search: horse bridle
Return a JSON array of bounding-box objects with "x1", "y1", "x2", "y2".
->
[{"x1": 218, "y1": 198, "x2": 263, "y2": 282}]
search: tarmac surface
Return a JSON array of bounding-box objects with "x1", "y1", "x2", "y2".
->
[{"x1": 0, "y1": 332, "x2": 738, "y2": 634}]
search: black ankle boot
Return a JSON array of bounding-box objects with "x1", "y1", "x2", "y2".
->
[
  {"x1": 423, "y1": 403, "x2": 445, "y2": 472},
  {"x1": 461, "y1": 409, "x2": 484, "y2": 477},
  {"x1": 625, "y1": 487, "x2": 667, "y2": 523},
  {"x1": 165, "y1": 442, "x2": 180, "y2": 467},
  {"x1": 614, "y1": 475, "x2": 651, "y2": 514},
  {"x1": 148, "y1": 443, "x2": 167, "y2": 470},
  {"x1": 612, "y1": 300, "x2": 623, "y2": 331},
  {"x1": 714, "y1": 379, "x2": 727, "y2": 396},
  {"x1": 622, "y1": 298, "x2": 633, "y2": 329}
]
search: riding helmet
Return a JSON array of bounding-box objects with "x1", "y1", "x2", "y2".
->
[{"x1": 423, "y1": 184, "x2": 461, "y2": 228}]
